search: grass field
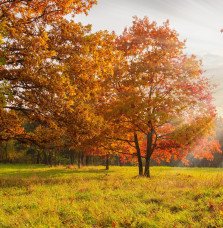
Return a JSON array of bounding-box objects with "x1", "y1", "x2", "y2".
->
[{"x1": 1, "y1": 165, "x2": 223, "y2": 227}]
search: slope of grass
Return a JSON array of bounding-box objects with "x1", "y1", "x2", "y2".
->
[{"x1": 1, "y1": 164, "x2": 223, "y2": 227}]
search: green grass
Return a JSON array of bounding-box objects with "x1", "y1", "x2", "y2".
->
[{"x1": 1, "y1": 165, "x2": 223, "y2": 227}]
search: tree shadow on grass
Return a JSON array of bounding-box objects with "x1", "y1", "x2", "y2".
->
[
  {"x1": 0, "y1": 167, "x2": 113, "y2": 177},
  {"x1": 0, "y1": 166, "x2": 113, "y2": 188},
  {"x1": 0, "y1": 163, "x2": 47, "y2": 170}
]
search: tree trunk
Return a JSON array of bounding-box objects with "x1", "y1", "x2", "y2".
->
[
  {"x1": 117, "y1": 155, "x2": 120, "y2": 166},
  {"x1": 0, "y1": 144, "x2": 2, "y2": 162},
  {"x1": 5, "y1": 142, "x2": 8, "y2": 162},
  {"x1": 70, "y1": 151, "x2": 74, "y2": 165},
  {"x1": 48, "y1": 152, "x2": 52, "y2": 166},
  {"x1": 144, "y1": 157, "x2": 151, "y2": 177},
  {"x1": 119, "y1": 156, "x2": 122, "y2": 166},
  {"x1": 134, "y1": 132, "x2": 143, "y2": 176},
  {"x1": 36, "y1": 150, "x2": 40, "y2": 164},
  {"x1": 86, "y1": 156, "x2": 89, "y2": 166},
  {"x1": 43, "y1": 150, "x2": 48, "y2": 165},
  {"x1": 105, "y1": 154, "x2": 109, "y2": 170},
  {"x1": 144, "y1": 130, "x2": 154, "y2": 177},
  {"x1": 81, "y1": 152, "x2": 85, "y2": 166},
  {"x1": 77, "y1": 152, "x2": 81, "y2": 168}
]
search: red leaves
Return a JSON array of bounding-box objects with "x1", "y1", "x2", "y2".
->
[{"x1": 106, "y1": 17, "x2": 220, "y2": 167}]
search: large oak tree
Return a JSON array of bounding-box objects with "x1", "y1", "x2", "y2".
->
[{"x1": 105, "y1": 17, "x2": 220, "y2": 177}]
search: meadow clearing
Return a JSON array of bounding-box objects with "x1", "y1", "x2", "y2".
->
[{"x1": 0, "y1": 165, "x2": 223, "y2": 227}]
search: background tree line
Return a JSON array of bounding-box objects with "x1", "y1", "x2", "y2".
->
[{"x1": 1, "y1": 117, "x2": 223, "y2": 168}]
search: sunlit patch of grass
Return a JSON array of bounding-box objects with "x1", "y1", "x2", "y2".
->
[{"x1": 1, "y1": 164, "x2": 223, "y2": 227}]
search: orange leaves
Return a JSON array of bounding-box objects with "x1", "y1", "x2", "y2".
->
[
  {"x1": 117, "y1": 16, "x2": 184, "y2": 58},
  {"x1": 0, "y1": 109, "x2": 24, "y2": 141},
  {"x1": 1, "y1": 0, "x2": 97, "y2": 22}
]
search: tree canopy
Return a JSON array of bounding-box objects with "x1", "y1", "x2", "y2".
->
[{"x1": 0, "y1": 3, "x2": 221, "y2": 176}]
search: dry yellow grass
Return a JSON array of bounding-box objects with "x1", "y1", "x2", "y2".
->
[{"x1": 1, "y1": 164, "x2": 223, "y2": 227}]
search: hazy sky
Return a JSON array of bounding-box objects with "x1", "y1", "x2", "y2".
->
[{"x1": 76, "y1": 0, "x2": 223, "y2": 114}]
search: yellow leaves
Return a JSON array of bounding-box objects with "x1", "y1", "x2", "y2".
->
[
  {"x1": 181, "y1": 55, "x2": 202, "y2": 78},
  {"x1": 0, "y1": 108, "x2": 24, "y2": 141},
  {"x1": 0, "y1": 34, "x2": 3, "y2": 44}
]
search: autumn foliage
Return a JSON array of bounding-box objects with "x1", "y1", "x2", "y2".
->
[{"x1": 0, "y1": 2, "x2": 221, "y2": 176}]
